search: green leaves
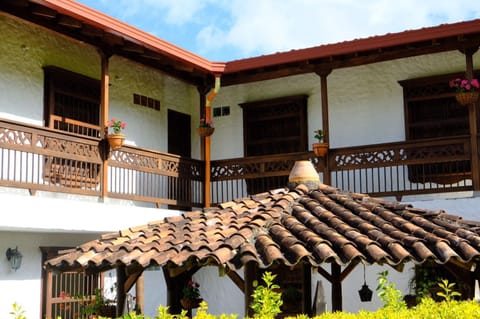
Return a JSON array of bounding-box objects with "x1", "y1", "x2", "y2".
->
[
  {"x1": 250, "y1": 271, "x2": 283, "y2": 318},
  {"x1": 375, "y1": 271, "x2": 406, "y2": 311},
  {"x1": 436, "y1": 279, "x2": 461, "y2": 302}
]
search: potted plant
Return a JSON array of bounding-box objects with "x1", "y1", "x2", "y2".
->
[
  {"x1": 74, "y1": 288, "x2": 116, "y2": 319},
  {"x1": 106, "y1": 118, "x2": 126, "y2": 149},
  {"x1": 312, "y1": 129, "x2": 328, "y2": 157},
  {"x1": 449, "y1": 77, "x2": 480, "y2": 106},
  {"x1": 180, "y1": 280, "x2": 202, "y2": 310},
  {"x1": 196, "y1": 118, "x2": 214, "y2": 137}
]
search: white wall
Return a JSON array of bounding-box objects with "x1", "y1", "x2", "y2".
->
[
  {"x1": 0, "y1": 232, "x2": 100, "y2": 319},
  {"x1": 212, "y1": 50, "x2": 479, "y2": 159},
  {"x1": 0, "y1": 13, "x2": 200, "y2": 159}
]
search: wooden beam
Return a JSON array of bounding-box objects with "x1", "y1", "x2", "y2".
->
[
  {"x1": 135, "y1": 273, "x2": 145, "y2": 314},
  {"x1": 331, "y1": 263, "x2": 342, "y2": 312},
  {"x1": 316, "y1": 265, "x2": 333, "y2": 283},
  {"x1": 99, "y1": 51, "x2": 109, "y2": 199},
  {"x1": 244, "y1": 262, "x2": 258, "y2": 317},
  {"x1": 465, "y1": 48, "x2": 480, "y2": 191},
  {"x1": 30, "y1": 4, "x2": 57, "y2": 18},
  {"x1": 339, "y1": 260, "x2": 359, "y2": 282},
  {"x1": 227, "y1": 269, "x2": 245, "y2": 291},
  {"x1": 57, "y1": 15, "x2": 82, "y2": 28},
  {"x1": 116, "y1": 266, "x2": 127, "y2": 318},
  {"x1": 316, "y1": 69, "x2": 331, "y2": 185},
  {"x1": 124, "y1": 270, "x2": 144, "y2": 294}
]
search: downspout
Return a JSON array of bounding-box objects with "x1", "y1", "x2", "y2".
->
[{"x1": 204, "y1": 76, "x2": 221, "y2": 208}]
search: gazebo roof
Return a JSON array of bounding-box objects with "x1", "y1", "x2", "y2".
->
[{"x1": 45, "y1": 183, "x2": 480, "y2": 275}]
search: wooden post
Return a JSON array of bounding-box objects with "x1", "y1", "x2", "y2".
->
[
  {"x1": 316, "y1": 69, "x2": 332, "y2": 185},
  {"x1": 203, "y1": 76, "x2": 221, "y2": 208},
  {"x1": 99, "y1": 50, "x2": 110, "y2": 198},
  {"x1": 464, "y1": 48, "x2": 480, "y2": 191},
  {"x1": 205, "y1": 104, "x2": 212, "y2": 207},
  {"x1": 331, "y1": 263, "x2": 342, "y2": 311},
  {"x1": 135, "y1": 273, "x2": 145, "y2": 313},
  {"x1": 116, "y1": 266, "x2": 127, "y2": 317},
  {"x1": 244, "y1": 262, "x2": 258, "y2": 317}
]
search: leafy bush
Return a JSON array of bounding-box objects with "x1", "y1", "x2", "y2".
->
[{"x1": 249, "y1": 271, "x2": 283, "y2": 318}]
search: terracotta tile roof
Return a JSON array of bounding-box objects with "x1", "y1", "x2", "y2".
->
[{"x1": 45, "y1": 184, "x2": 480, "y2": 273}]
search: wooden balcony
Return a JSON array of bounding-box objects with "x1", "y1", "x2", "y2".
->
[
  {"x1": 0, "y1": 118, "x2": 475, "y2": 209},
  {"x1": 0, "y1": 119, "x2": 204, "y2": 208}
]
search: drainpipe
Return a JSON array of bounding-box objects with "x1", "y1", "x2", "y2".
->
[{"x1": 204, "y1": 76, "x2": 221, "y2": 207}]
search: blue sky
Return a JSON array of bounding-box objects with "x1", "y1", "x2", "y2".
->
[{"x1": 76, "y1": 0, "x2": 480, "y2": 62}]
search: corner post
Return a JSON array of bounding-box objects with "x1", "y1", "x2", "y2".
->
[
  {"x1": 99, "y1": 49, "x2": 111, "y2": 199},
  {"x1": 316, "y1": 68, "x2": 332, "y2": 185},
  {"x1": 464, "y1": 47, "x2": 480, "y2": 190}
]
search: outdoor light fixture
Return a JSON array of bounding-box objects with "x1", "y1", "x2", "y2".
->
[
  {"x1": 358, "y1": 264, "x2": 373, "y2": 302},
  {"x1": 6, "y1": 247, "x2": 23, "y2": 271}
]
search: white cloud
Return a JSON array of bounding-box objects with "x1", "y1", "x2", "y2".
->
[
  {"x1": 197, "y1": 0, "x2": 480, "y2": 59},
  {"x1": 80, "y1": 0, "x2": 480, "y2": 61}
]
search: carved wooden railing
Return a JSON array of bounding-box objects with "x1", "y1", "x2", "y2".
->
[
  {"x1": 328, "y1": 136, "x2": 472, "y2": 199},
  {"x1": 0, "y1": 119, "x2": 203, "y2": 207},
  {"x1": 211, "y1": 136, "x2": 473, "y2": 203},
  {"x1": 0, "y1": 119, "x2": 474, "y2": 207},
  {"x1": 49, "y1": 115, "x2": 101, "y2": 138},
  {"x1": 211, "y1": 153, "x2": 325, "y2": 204},
  {"x1": 108, "y1": 146, "x2": 204, "y2": 208},
  {"x1": 0, "y1": 119, "x2": 102, "y2": 196}
]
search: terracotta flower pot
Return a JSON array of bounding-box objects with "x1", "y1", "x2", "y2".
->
[
  {"x1": 455, "y1": 91, "x2": 479, "y2": 106},
  {"x1": 107, "y1": 133, "x2": 125, "y2": 149},
  {"x1": 196, "y1": 127, "x2": 214, "y2": 137},
  {"x1": 312, "y1": 142, "x2": 328, "y2": 157}
]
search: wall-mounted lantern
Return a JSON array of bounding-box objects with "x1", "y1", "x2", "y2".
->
[{"x1": 6, "y1": 247, "x2": 22, "y2": 271}]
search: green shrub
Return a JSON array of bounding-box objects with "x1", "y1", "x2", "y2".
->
[
  {"x1": 375, "y1": 271, "x2": 406, "y2": 311},
  {"x1": 250, "y1": 271, "x2": 283, "y2": 318}
]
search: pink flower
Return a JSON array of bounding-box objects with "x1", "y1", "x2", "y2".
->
[
  {"x1": 450, "y1": 77, "x2": 480, "y2": 93},
  {"x1": 108, "y1": 118, "x2": 126, "y2": 134}
]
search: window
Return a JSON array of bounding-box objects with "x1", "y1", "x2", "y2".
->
[
  {"x1": 44, "y1": 66, "x2": 101, "y2": 137},
  {"x1": 43, "y1": 67, "x2": 101, "y2": 188},
  {"x1": 240, "y1": 95, "x2": 308, "y2": 193},
  {"x1": 400, "y1": 73, "x2": 478, "y2": 184}
]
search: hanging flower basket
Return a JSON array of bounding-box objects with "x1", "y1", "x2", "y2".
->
[
  {"x1": 180, "y1": 298, "x2": 202, "y2": 310},
  {"x1": 455, "y1": 91, "x2": 479, "y2": 106},
  {"x1": 196, "y1": 127, "x2": 215, "y2": 137},
  {"x1": 312, "y1": 142, "x2": 328, "y2": 157},
  {"x1": 107, "y1": 133, "x2": 125, "y2": 149}
]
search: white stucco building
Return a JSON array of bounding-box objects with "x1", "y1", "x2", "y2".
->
[{"x1": 1, "y1": 1, "x2": 480, "y2": 318}]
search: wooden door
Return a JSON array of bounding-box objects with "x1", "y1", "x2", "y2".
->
[
  {"x1": 168, "y1": 110, "x2": 191, "y2": 209},
  {"x1": 168, "y1": 109, "x2": 191, "y2": 157}
]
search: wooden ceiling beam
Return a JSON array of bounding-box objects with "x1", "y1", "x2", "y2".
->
[
  {"x1": 57, "y1": 15, "x2": 82, "y2": 28},
  {"x1": 81, "y1": 24, "x2": 104, "y2": 37},
  {"x1": 30, "y1": 4, "x2": 56, "y2": 19}
]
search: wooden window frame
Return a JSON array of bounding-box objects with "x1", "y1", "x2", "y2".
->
[
  {"x1": 400, "y1": 72, "x2": 479, "y2": 184},
  {"x1": 42, "y1": 67, "x2": 102, "y2": 188},
  {"x1": 239, "y1": 95, "x2": 308, "y2": 194}
]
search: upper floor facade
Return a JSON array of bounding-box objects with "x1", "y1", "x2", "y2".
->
[{"x1": 1, "y1": 1, "x2": 480, "y2": 219}]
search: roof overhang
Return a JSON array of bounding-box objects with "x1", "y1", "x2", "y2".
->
[
  {"x1": 2, "y1": 1, "x2": 480, "y2": 88},
  {"x1": 0, "y1": 0, "x2": 225, "y2": 87},
  {"x1": 222, "y1": 19, "x2": 480, "y2": 86}
]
